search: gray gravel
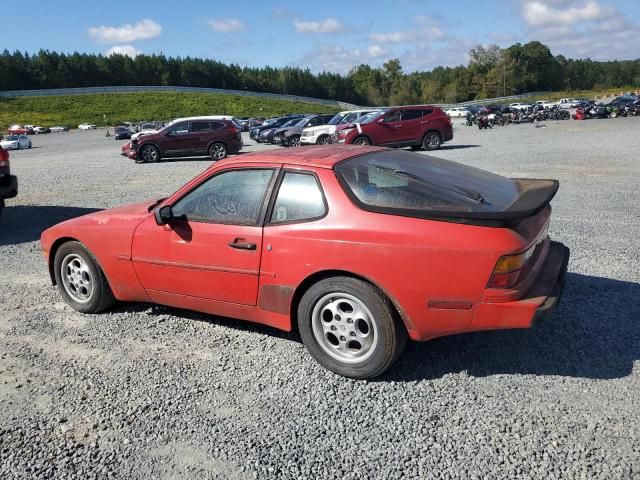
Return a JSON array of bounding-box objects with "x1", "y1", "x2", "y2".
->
[{"x1": 1, "y1": 120, "x2": 639, "y2": 479}]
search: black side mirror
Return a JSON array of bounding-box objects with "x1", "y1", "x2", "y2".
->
[{"x1": 155, "y1": 205, "x2": 174, "y2": 225}]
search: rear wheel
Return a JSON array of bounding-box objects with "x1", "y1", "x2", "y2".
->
[
  {"x1": 422, "y1": 131, "x2": 442, "y2": 150},
  {"x1": 297, "y1": 277, "x2": 407, "y2": 379},
  {"x1": 209, "y1": 142, "x2": 228, "y2": 160},
  {"x1": 54, "y1": 241, "x2": 116, "y2": 314},
  {"x1": 17, "y1": 143, "x2": 21, "y2": 150},
  {"x1": 353, "y1": 136, "x2": 371, "y2": 146},
  {"x1": 140, "y1": 145, "x2": 160, "y2": 163}
]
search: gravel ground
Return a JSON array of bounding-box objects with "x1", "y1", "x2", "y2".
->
[{"x1": 1, "y1": 119, "x2": 639, "y2": 479}]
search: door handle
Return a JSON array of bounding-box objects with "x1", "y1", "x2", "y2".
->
[
  {"x1": 228, "y1": 240, "x2": 257, "y2": 250},
  {"x1": 393, "y1": 124, "x2": 403, "y2": 127},
  {"x1": 420, "y1": 121, "x2": 431, "y2": 124}
]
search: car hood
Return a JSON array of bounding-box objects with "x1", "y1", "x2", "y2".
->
[{"x1": 303, "y1": 125, "x2": 334, "y2": 135}]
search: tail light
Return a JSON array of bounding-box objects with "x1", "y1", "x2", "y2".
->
[
  {"x1": 0, "y1": 148, "x2": 9, "y2": 165},
  {"x1": 488, "y1": 244, "x2": 536, "y2": 289}
]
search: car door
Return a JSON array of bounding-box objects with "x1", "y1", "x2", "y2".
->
[
  {"x1": 398, "y1": 109, "x2": 424, "y2": 144},
  {"x1": 160, "y1": 121, "x2": 190, "y2": 156},
  {"x1": 188, "y1": 120, "x2": 214, "y2": 155},
  {"x1": 131, "y1": 167, "x2": 278, "y2": 306},
  {"x1": 377, "y1": 110, "x2": 404, "y2": 145}
]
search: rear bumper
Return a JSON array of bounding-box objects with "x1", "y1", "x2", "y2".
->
[
  {"x1": 0, "y1": 175, "x2": 18, "y2": 199},
  {"x1": 471, "y1": 241, "x2": 570, "y2": 332}
]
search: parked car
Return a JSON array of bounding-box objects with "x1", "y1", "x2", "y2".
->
[
  {"x1": 33, "y1": 126, "x2": 51, "y2": 134},
  {"x1": 300, "y1": 110, "x2": 379, "y2": 146},
  {"x1": 335, "y1": 106, "x2": 453, "y2": 151},
  {"x1": 0, "y1": 134, "x2": 32, "y2": 150},
  {"x1": 50, "y1": 126, "x2": 69, "y2": 133},
  {"x1": 275, "y1": 114, "x2": 336, "y2": 147},
  {"x1": 121, "y1": 116, "x2": 242, "y2": 163},
  {"x1": 41, "y1": 146, "x2": 569, "y2": 379},
  {"x1": 535, "y1": 100, "x2": 558, "y2": 109},
  {"x1": 237, "y1": 117, "x2": 250, "y2": 131},
  {"x1": 114, "y1": 126, "x2": 133, "y2": 140},
  {"x1": 7, "y1": 125, "x2": 27, "y2": 135},
  {"x1": 558, "y1": 98, "x2": 579, "y2": 109},
  {"x1": 444, "y1": 107, "x2": 470, "y2": 118},
  {"x1": 0, "y1": 146, "x2": 18, "y2": 216},
  {"x1": 509, "y1": 103, "x2": 533, "y2": 111},
  {"x1": 78, "y1": 124, "x2": 97, "y2": 130},
  {"x1": 259, "y1": 117, "x2": 305, "y2": 144},
  {"x1": 250, "y1": 116, "x2": 304, "y2": 143}
]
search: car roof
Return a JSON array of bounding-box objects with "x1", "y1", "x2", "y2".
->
[{"x1": 212, "y1": 145, "x2": 387, "y2": 170}]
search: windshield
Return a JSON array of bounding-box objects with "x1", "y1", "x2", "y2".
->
[
  {"x1": 335, "y1": 150, "x2": 520, "y2": 216},
  {"x1": 296, "y1": 117, "x2": 310, "y2": 127},
  {"x1": 5, "y1": 135, "x2": 19, "y2": 141},
  {"x1": 359, "y1": 111, "x2": 384, "y2": 124},
  {"x1": 281, "y1": 118, "x2": 299, "y2": 128},
  {"x1": 327, "y1": 113, "x2": 346, "y2": 125}
]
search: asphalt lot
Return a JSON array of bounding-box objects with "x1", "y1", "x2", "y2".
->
[{"x1": 1, "y1": 119, "x2": 639, "y2": 479}]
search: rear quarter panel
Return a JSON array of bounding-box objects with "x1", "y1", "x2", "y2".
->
[{"x1": 260, "y1": 168, "x2": 528, "y2": 340}]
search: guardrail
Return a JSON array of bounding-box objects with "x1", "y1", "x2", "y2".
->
[{"x1": 0, "y1": 85, "x2": 359, "y2": 110}]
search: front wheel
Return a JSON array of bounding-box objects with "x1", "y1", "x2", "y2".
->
[
  {"x1": 53, "y1": 241, "x2": 116, "y2": 314},
  {"x1": 209, "y1": 142, "x2": 228, "y2": 160},
  {"x1": 353, "y1": 136, "x2": 371, "y2": 146},
  {"x1": 28, "y1": 142, "x2": 32, "y2": 149},
  {"x1": 316, "y1": 135, "x2": 329, "y2": 145},
  {"x1": 139, "y1": 145, "x2": 160, "y2": 163},
  {"x1": 422, "y1": 131, "x2": 442, "y2": 150},
  {"x1": 288, "y1": 135, "x2": 301, "y2": 147},
  {"x1": 297, "y1": 277, "x2": 407, "y2": 379}
]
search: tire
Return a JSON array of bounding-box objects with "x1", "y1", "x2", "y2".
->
[
  {"x1": 17, "y1": 143, "x2": 21, "y2": 150},
  {"x1": 288, "y1": 135, "x2": 301, "y2": 147},
  {"x1": 422, "y1": 131, "x2": 442, "y2": 150},
  {"x1": 53, "y1": 241, "x2": 116, "y2": 314},
  {"x1": 316, "y1": 135, "x2": 329, "y2": 145},
  {"x1": 297, "y1": 277, "x2": 407, "y2": 379},
  {"x1": 209, "y1": 142, "x2": 228, "y2": 160},
  {"x1": 28, "y1": 142, "x2": 32, "y2": 149},
  {"x1": 139, "y1": 144, "x2": 160, "y2": 163},
  {"x1": 352, "y1": 136, "x2": 371, "y2": 146}
]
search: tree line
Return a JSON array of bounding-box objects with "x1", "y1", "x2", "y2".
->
[{"x1": 1, "y1": 41, "x2": 639, "y2": 105}]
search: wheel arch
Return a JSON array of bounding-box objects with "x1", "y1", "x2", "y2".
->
[
  {"x1": 289, "y1": 269, "x2": 414, "y2": 336},
  {"x1": 48, "y1": 237, "x2": 110, "y2": 289},
  {"x1": 206, "y1": 139, "x2": 229, "y2": 152},
  {"x1": 350, "y1": 134, "x2": 373, "y2": 145},
  {"x1": 136, "y1": 141, "x2": 161, "y2": 154}
]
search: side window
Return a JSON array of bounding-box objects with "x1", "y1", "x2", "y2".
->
[
  {"x1": 172, "y1": 169, "x2": 275, "y2": 224},
  {"x1": 420, "y1": 109, "x2": 434, "y2": 117},
  {"x1": 384, "y1": 111, "x2": 401, "y2": 123},
  {"x1": 401, "y1": 110, "x2": 423, "y2": 121},
  {"x1": 191, "y1": 121, "x2": 212, "y2": 132},
  {"x1": 210, "y1": 121, "x2": 225, "y2": 130},
  {"x1": 167, "y1": 122, "x2": 189, "y2": 136},
  {"x1": 270, "y1": 172, "x2": 326, "y2": 223},
  {"x1": 307, "y1": 117, "x2": 320, "y2": 127}
]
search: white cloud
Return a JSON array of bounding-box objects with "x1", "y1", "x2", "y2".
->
[
  {"x1": 105, "y1": 45, "x2": 141, "y2": 57},
  {"x1": 88, "y1": 19, "x2": 162, "y2": 43},
  {"x1": 368, "y1": 45, "x2": 390, "y2": 58},
  {"x1": 369, "y1": 17, "x2": 446, "y2": 45},
  {"x1": 207, "y1": 18, "x2": 246, "y2": 32},
  {"x1": 294, "y1": 18, "x2": 347, "y2": 34},
  {"x1": 297, "y1": 43, "x2": 391, "y2": 73},
  {"x1": 519, "y1": 0, "x2": 640, "y2": 60},
  {"x1": 522, "y1": 0, "x2": 614, "y2": 26}
]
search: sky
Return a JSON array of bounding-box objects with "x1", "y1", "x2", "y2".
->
[{"x1": 4, "y1": 0, "x2": 640, "y2": 74}]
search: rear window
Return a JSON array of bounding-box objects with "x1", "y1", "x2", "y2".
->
[{"x1": 335, "y1": 150, "x2": 520, "y2": 217}]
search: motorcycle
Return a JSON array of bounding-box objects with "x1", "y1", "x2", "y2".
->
[{"x1": 476, "y1": 115, "x2": 491, "y2": 129}]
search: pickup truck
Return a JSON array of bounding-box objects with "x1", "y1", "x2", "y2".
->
[{"x1": 0, "y1": 145, "x2": 18, "y2": 216}]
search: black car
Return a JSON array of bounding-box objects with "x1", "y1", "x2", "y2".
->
[
  {"x1": 114, "y1": 126, "x2": 132, "y2": 140},
  {"x1": 273, "y1": 114, "x2": 336, "y2": 147},
  {"x1": 249, "y1": 115, "x2": 304, "y2": 142},
  {"x1": 0, "y1": 146, "x2": 18, "y2": 216}
]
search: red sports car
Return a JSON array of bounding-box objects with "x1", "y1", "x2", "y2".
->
[{"x1": 41, "y1": 146, "x2": 569, "y2": 379}]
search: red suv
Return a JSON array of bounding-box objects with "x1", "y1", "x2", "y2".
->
[
  {"x1": 122, "y1": 116, "x2": 242, "y2": 163},
  {"x1": 335, "y1": 106, "x2": 453, "y2": 150}
]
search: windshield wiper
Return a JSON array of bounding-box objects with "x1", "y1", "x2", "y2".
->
[{"x1": 372, "y1": 166, "x2": 487, "y2": 204}]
